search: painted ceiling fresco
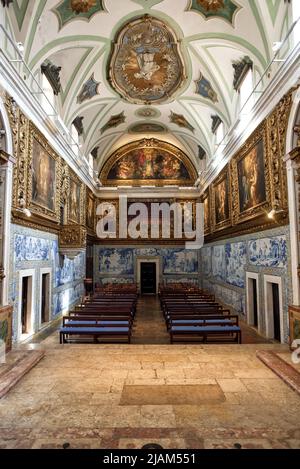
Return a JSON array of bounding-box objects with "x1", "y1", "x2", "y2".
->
[
  {"x1": 53, "y1": 0, "x2": 106, "y2": 30},
  {"x1": 188, "y1": 0, "x2": 240, "y2": 23},
  {"x1": 4, "y1": 0, "x2": 291, "y2": 176},
  {"x1": 109, "y1": 15, "x2": 186, "y2": 104}
]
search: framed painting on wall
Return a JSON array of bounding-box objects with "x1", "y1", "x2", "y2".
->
[
  {"x1": 69, "y1": 174, "x2": 81, "y2": 224},
  {"x1": 231, "y1": 123, "x2": 270, "y2": 224},
  {"x1": 86, "y1": 190, "x2": 95, "y2": 231},
  {"x1": 201, "y1": 189, "x2": 211, "y2": 236},
  {"x1": 212, "y1": 165, "x2": 231, "y2": 231},
  {"x1": 27, "y1": 124, "x2": 60, "y2": 221}
]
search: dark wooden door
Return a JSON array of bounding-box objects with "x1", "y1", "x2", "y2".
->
[
  {"x1": 21, "y1": 277, "x2": 28, "y2": 334},
  {"x1": 252, "y1": 279, "x2": 258, "y2": 327},
  {"x1": 272, "y1": 283, "x2": 281, "y2": 341},
  {"x1": 141, "y1": 263, "x2": 156, "y2": 294}
]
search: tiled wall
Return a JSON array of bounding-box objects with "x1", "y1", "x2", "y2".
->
[
  {"x1": 200, "y1": 226, "x2": 292, "y2": 342},
  {"x1": 9, "y1": 224, "x2": 85, "y2": 342},
  {"x1": 93, "y1": 246, "x2": 200, "y2": 286}
]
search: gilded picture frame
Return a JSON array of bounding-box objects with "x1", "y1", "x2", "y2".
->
[
  {"x1": 212, "y1": 165, "x2": 232, "y2": 232},
  {"x1": 27, "y1": 123, "x2": 60, "y2": 222},
  {"x1": 231, "y1": 122, "x2": 270, "y2": 225}
]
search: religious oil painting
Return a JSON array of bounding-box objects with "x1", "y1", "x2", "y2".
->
[
  {"x1": 86, "y1": 192, "x2": 95, "y2": 230},
  {"x1": 69, "y1": 179, "x2": 81, "y2": 223},
  {"x1": 108, "y1": 148, "x2": 188, "y2": 181},
  {"x1": 108, "y1": 15, "x2": 186, "y2": 104},
  {"x1": 215, "y1": 178, "x2": 229, "y2": 225},
  {"x1": 237, "y1": 139, "x2": 266, "y2": 214},
  {"x1": 101, "y1": 139, "x2": 196, "y2": 186},
  {"x1": 213, "y1": 167, "x2": 231, "y2": 231},
  {"x1": 201, "y1": 190, "x2": 210, "y2": 235},
  {"x1": 31, "y1": 137, "x2": 56, "y2": 212}
]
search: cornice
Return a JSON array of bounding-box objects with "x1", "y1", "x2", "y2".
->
[{"x1": 0, "y1": 50, "x2": 96, "y2": 192}]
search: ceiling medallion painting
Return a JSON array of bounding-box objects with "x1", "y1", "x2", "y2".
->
[
  {"x1": 77, "y1": 74, "x2": 100, "y2": 104},
  {"x1": 100, "y1": 139, "x2": 197, "y2": 187},
  {"x1": 53, "y1": 0, "x2": 106, "y2": 30},
  {"x1": 100, "y1": 111, "x2": 126, "y2": 134},
  {"x1": 195, "y1": 73, "x2": 218, "y2": 103},
  {"x1": 169, "y1": 111, "x2": 195, "y2": 133},
  {"x1": 108, "y1": 15, "x2": 186, "y2": 104},
  {"x1": 187, "y1": 0, "x2": 240, "y2": 24},
  {"x1": 128, "y1": 122, "x2": 167, "y2": 134},
  {"x1": 135, "y1": 107, "x2": 161, "y2": 119}
]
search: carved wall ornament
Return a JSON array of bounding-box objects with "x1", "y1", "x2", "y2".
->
[
  {"x1": 211, "y1": 115, "x2": 222, "y2": 134},
  {"x1": 41, "y1": 60, "x2": 62, "y2": 95},
  {"x1": 72, "y1": 116, "x2": 84, "y2": 136},
  {"x1": 59, "y1": 225, "x2": 87, "y2": 249},
  {"x1": 91, "y1": 146, "x2": 99, "y2": 159},
  {"x1": 108, "y1": 15, "x2": 186, "y2": 104},
  {"x1": 1, "y1": 0, "x2": 13, "y2": 7},
  {"x1": 77, "y1": 74, "x2": 100, "y2": 104},
  {"x1": 198, "y1": 146, "x2": 206, "y2": 160},
  {"x1": 169, "y1": 111, "x2": 195, "y2": 133},
  {"x1": 100, "y1": 112, "x2": 125, "y2": 134},
  {"x1": 232, "y1": 56, "x2": 253, "y2": 91},
  {"x1": 195, "y1": 73, "x2": 218, "y2": 103}
]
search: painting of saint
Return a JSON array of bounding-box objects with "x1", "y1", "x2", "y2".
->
[
  {"x1": 237, "y1": 139, "x2": 266, "y2": 213},
  {"x1": 32, "y1": 138, "x2": 55, "y2": 212},
  {"x1": 215, "y1": 178, "x2": 229, "y2": 225},
  {"x1": 69, "y1": 180, "x2": 80, "y2": 223},
  {"x1": 86, "y1": 195, "x2": 94, "y2": 229},
  {"x1": 204, "y1": 196, "x2": 209, "y2": 230}
]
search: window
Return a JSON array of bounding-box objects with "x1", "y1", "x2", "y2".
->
[
  {"x1": 215, "y1": 122, "x2": 224, "y2": 145},
  {"x1": 239, "y1": 67, "x2": 254, "y2": 114},
  {"x1": 71, "y1": 124, "x2": 79, "y2": 156},
  {"x1": 41, "y1": 74, "x2": 55, "y2": 115}
]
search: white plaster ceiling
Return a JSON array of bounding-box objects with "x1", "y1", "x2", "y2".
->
[{"x1": 5, "y1": 0, "x2": 290, "y2": 175}]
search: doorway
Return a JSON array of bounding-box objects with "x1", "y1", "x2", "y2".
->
[
  {"x1": 20, "y1": 274, "x2": 33, "y2": 337},
  {"x1": 272, "y1": 283, "x2": 281, "y2": 342},
  {"x1": 141, "y1": 262, "x2": 156, "y2": 294},
  {"x1": 41, "y1": 273, "x2": 50, "y2": 324},
  {"x1": 264, "y1": 275, "x2": 284, "y2": 343},
  {"x1": 246, "y1": 272, "x2": 260, "y2": 331}
]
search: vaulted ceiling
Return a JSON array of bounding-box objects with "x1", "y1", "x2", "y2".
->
[{"x1": 5, "y1": 0, "x2": 290, "y2": 175}]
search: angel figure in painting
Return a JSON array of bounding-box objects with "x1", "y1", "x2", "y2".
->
[{"x1": 134, "y1": 52, "x2": 160, "y2": 81}]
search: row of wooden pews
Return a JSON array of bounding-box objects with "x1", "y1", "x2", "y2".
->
[
  {"x1": 159, "y1": 284, "x2": 242, "y2": 344},
  {"x1": 59, "y1": 285, "x2": 138, "y2": 344}
]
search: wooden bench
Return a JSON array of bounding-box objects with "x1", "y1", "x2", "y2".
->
[
  {"x1": 170, "y1": 325, "x2": 242, "y2": 344},
  {"x1": 60, "y1": 326, "x2": 131, "y2": 344}
]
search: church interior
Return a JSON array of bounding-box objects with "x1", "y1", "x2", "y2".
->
[{"x1": 0, "y1": 0, "x2": 300, "y2": 451}]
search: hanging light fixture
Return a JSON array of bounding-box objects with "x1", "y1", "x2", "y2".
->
[{"x1": 70, "y1": 0, "x2": 97, "y2": 15}]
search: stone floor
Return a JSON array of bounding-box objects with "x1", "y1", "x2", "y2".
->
[
  {"x1": 0, "y1": 341, "x2": 299, "y2": 449},
  {"x1": 0, "y1": 297, "x2": 299, "y2": 449}
]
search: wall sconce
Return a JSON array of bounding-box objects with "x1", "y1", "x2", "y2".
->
[
  {"x1": 18, "y1": 195, "x2": 32, "y2": 217},
  {"x1": 267, "y1": 209, "x2": 276, "y2": 220}
]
